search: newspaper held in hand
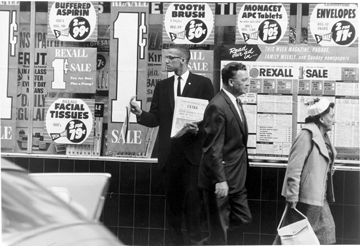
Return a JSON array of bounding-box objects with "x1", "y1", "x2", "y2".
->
[
  {"x1": 120, "y1": 98, "x2": 132, "y2": 142},
  {"x1": 171, "y1": 97, "x2": 209, "y2": 138}
]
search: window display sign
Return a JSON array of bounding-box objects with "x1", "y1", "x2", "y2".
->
[
  {"x1": 15, "y1": 19, "x2": 49, "y2": 153},
  {"x1": 107, "y1": 3, "x2": 158, "y2": 157},
  {"x1": 47, "y1": 1, "x2": 98, "y2": 42},
  {"x1": 308, "y1": 3, "x2": 358, "y2": 47},
  {"x1": 163, "y1": 2, "x2": 215, "y2": 44},
  {"x1": 236, "y1": 3, "x2": 290, "y2": 45},
  {"x1": 147, "y1": 50, "x2": 166, "y2": 103},
  {"x1": 44, "y1": 98, "x2": 95, "y2": 145},
  {"x1": 221, "y1": 44, "x2": 359, "y2": 159},
  {"x1": 0, "y1": 2, "x2": 19, "y2": 152},
  {"x1": 46, "y1": 47, "x2": 97, "y2": 93}
]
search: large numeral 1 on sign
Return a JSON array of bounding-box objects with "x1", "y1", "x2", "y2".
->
[
  {"x1": 51, "y1": 58, "x2": 68, "y2": 89},
  {"x1": 112, "y1": 12, "x2": 145, "y2": 123},
  {"x1": 0, "y1": 10, "x2": 17, "y2": 119}
]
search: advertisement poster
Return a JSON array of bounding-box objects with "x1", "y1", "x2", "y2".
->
[
  {"x1": 47, "y1": 1, "x2": 98, "y2": 42},
  {"x1": 96, "y1": 36, "x2": 110, "y2": 91},
  {"x1": 15, "y1": 21, "x2": 50, "y2": 153},
  {"x1": 46, "y1": 47, "x2": 97, "y2": 93},
  {"x1": 97, "y1": 51, "x2": 109, "y2": 90},
  {"x1": 0, "y1": 2, "x2": 19, "y2": 152},
  {"x1": 107, "y1": 3, "x2": 158, "y2": 157},
  {"x1": 44, "y1": 98, "x2": 95, "y2": 145},
  {"x1": 147, "y1": 50, "x2": 166, "y2": 103},
  {"x1": 163, "y1": 2, "x2": 215, "y2": 44},
  {"x1": 221, "y1": 44, "x2": 359, "y2": 159},
  {"x1": 236, "y1": 3, "x2": 290, "y2": 45},
  {"x1": 308, "y1": 3, "x2": 358, "y2": 47}
]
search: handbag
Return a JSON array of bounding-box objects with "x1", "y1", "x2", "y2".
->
[{"x1": 277, "y1": 204, "x2": 320, "y2": 245}]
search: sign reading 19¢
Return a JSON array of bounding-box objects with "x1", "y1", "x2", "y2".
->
[{"x1": 45, "y1": 98, "x2": 94, "y2": 144}]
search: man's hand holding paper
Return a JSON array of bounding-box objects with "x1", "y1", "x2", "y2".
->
[
  {"x1": 170, "y1": 97, "x2": 208, "y2": 138},
  {"x1": 183, "y1": 122, "x2": 199, "y2": 135}
]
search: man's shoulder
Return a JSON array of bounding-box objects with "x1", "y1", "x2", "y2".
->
[
  {"x1": 209, "y1": 92, "x2": 226, "y2": 105},
  {"x1": 156, "y1": 76, "x2": 173, "y2": 86},
  {"x1": 189, "y1": 72, "x2": 210, "y2": 81}
]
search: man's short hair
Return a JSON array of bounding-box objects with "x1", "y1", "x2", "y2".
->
[
  {"x1": 222, "y1": 62, "x2": 247, "y2": 86},
  {"x1": 169, "y1": 44, "x2": 191, "y2": 62}
]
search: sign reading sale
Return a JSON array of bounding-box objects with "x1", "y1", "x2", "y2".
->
[
  {"x1": 46, "y1": 47, "x2": 97, "y2": 93},
  {"x1": 107, "y1": 3, "x2": 158, "y2": 157}
]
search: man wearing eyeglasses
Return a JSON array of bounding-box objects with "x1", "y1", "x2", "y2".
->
[
  {"x1": 198, "y1": 62, "x2": 252, "y2": 245},
  {"x1": 130, "y1": 44, "x2": 214, "y2": 245}
]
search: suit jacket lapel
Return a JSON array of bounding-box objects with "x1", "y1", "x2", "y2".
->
[
  {"x1": 181, "y1": 72, "x2": 193, "y2": 96},
  {"x1": 220, "y1": 90, "x2": 246, "y2": 135},
  {"x1": 168, "y1": 76, "x2": 175, "y2": 110}
]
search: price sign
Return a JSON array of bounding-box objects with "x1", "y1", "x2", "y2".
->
[
  {"x1": 45, "y1": 98, "x2": 94, "y2": 144},
  {"x1": 237, "y1": 3, "x2": 289, "y2": 45},
  {"x1": 47, "y1": 47, "x2": 97, "y2": 93},
  {"x1": 309, "y1": 4, "x2": 358, "y2": 47},
  {"x1": 48, "y1": 1, "x2": 98, "y2": 42},
  {"x1": 259, "y1": 19, "x2": 281, "y2": 44},
  {"x1": 163, "y1": 3, "x2": 215, "y2": 44},
  {"x1": 97, "y1": 54, "x2": 106, "y2": 70}
]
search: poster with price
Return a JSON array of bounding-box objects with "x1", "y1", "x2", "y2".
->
[
  {"x1": 107, "y1": 3, "x2": 158, "y2": 158},
  {"x1": 236, "y1": 3, "x2": 290, "y2": 45},
  {"x1": 47, "y1": 1, "x2": 98, "y2": 42},
  {"x1": 46, "y1": 47, "x2": 97, "y2": 93},
  {"x1": 1, "y1": 2, "x2": 19, "y2": 152},
  {"x1": 308, "y1": 3, "x2": 358, "y2": 47},
  {"x1": 163, "y1": 3, "x2": 215, "y2": 44},
  {"x1": 221, "y1": 44, "x2": 359, "y2": 160},
  {"x1": 44, "y1": 98, "x2": 94, "y2": 145},
  {"x1": 96, "y1": 51, "x2": 109, "y2": 90}
]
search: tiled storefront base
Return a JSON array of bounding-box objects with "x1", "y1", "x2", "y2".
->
[{"x1": 6, "y1": 157, "x2": 360, "y2": 245}]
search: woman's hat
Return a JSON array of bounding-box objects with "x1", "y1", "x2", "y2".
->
[{"x1": 306, "y1": 98, "x2": 334, "y2": 117}]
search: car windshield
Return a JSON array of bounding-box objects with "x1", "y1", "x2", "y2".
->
[{"x1": 2, "y1": 170, "x2": 85, "y2": 236}]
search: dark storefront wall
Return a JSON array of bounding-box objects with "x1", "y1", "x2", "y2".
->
[{"x1": 4, "y1": 156, "x2": 360, "y2": 245}]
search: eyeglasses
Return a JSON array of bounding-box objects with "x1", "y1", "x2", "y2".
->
[{"x1": 165, "y1": 56, "x2": 182, "y2": 60}]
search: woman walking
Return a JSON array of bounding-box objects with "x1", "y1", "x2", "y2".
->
[{"x1": 274, "y1": 97, "x2": 337, "y2": 245}]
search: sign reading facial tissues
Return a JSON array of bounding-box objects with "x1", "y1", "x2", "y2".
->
[{"x1": 45, "y1": 98, "x2": 94, "y2": 144}]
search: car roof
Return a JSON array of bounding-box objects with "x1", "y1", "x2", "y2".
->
[{"x1": 1, "y1": 158, "x2": 26, "y2": 172}]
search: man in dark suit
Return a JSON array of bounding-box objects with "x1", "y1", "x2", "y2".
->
[
  {"x1": 130, "y1": 44, "x2": 214, "y2": 245},
  {"x1": 198, "y1": 62, "x2": 252, "y2": 245}
]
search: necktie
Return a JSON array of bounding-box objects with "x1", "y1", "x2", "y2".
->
[
  {"x1": 236, "y1": 98, "x2": 248, "y2": 139},
  {"x1": 236, "y1": 98, "x2": 247, "y2": 125},
  {"x1": 177, "y1": 76, "x2": 182, "y2": 96}
]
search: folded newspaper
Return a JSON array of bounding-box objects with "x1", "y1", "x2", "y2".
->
[{"x1": 170, "y1": 97, "x2": 209, "y2": 138}]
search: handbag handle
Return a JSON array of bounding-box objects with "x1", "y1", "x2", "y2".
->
[{"x1": 278, "y1": 203, "x2": 308, "y2": 230}]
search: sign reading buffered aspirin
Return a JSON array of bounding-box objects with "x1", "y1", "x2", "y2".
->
[
  {"x1": 48, "y1": 1, "x2": 98, "y2": 42},
  {"x1": 163, "y1": 3, "x2": 215, "y2": 44},
  {"x1": 236, "y1": 3, "x2": 289, "y2": 45},
  {"x1": 45, "y1": 98, "x2": 94, "y2": 144},
  {"x1": 309, "y1": 3, "x2": 358, "y2": 47}
]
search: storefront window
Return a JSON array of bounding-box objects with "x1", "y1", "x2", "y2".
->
[{"x1": 1, "y1": 2, "x2": 359, "y2": 162}]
